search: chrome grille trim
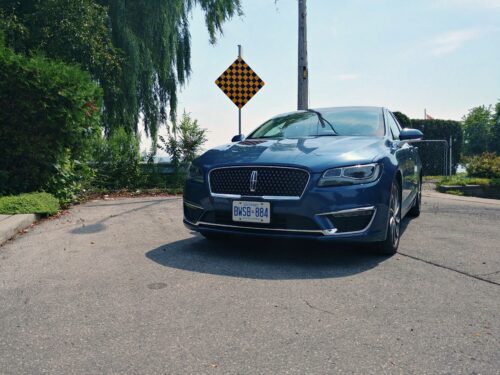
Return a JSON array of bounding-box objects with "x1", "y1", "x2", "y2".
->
[
  {"x1": 208, "y1": 166, "x2": 310, "y2": 200},
  {"x1": 316, "y1": 206, "x2": 377, "y2": 234},
  {"x1": 194, "y1": 221, "x2": 332, "y2": 235}
]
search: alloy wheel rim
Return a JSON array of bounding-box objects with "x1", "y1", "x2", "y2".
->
[{"x1": 389, "y1": 185, "x2": 401, "y2": 247}]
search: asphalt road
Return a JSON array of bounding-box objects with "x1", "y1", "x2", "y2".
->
[{"x1": 1, "y1": 192, "x2": 499, "y2": 374}]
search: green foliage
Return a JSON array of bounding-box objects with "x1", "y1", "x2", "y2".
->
[
  {"x1": 91, "y1": 128, "x2": 142, "y2": 190},
  {"x1": 437, "y1": 174, "x2": 492, "y2": 187},
  {"x1": 1, "y1": 0, "x2": 241, "y2": 139},
  {"x1": 0, "y1": 8, "x2": 29, "y2": 51},
  {"x1": 410, "y1": 119, "x2": 463, "y2": 175},
  {"x1": 393, "y1": 111, "x2": 411, "y2": 128},
  {"x1": 0, "y1": 192, "x2": 59, "y2": 215},
  {"x1": 97, "y1": 0, "x2": 242, "y2": 139},
  {"x1": 139, "y1": 158, "x2": 167, "y2": 189},
  {"x1": 0, "y1": 36, "x2": 102, "y2": 199},
  {"x1": 465, "y1": 152, "x2": 500, "y2": 179},
  {"x1": 490, "y1": 101, "x2": 500, "y2": 154},
  {"x1": 158, "y1": 112, "x2": 208, "y2": 169},
  {"x1": 0, "y1": 1, "x2": 122, "y2": 130},
  {"x1": 462, "y1": 105, "x2": 494, "y2": 156},
  {"x1": 45, "y1": 152, "x2": 96, "y2": 205}
]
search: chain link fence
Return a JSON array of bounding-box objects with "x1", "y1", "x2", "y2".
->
[{"x1": 414, "y1": 140, "x2": 451, "y2": 176}]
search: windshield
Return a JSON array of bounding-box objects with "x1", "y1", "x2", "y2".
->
[{"x1": 248, "y1": 108, "x2": 385, "y2": 139}]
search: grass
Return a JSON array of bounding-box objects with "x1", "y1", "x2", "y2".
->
[
  {"x1": 444, "y1": 189, "x2": 465, "y2": 196},
  {"x1": 437, "y1": 173, "x2": 493, "y2": 187},
  {"x1": 422, "y1": 175, "x2": 444, "y2": 182},
  {"x1": 0, "y1": 192, "x2": 60, "y2": 215}
]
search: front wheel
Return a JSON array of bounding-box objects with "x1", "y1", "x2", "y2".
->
[{"x1": 373, "y1": 180, "x2": 401, "y2": 255}]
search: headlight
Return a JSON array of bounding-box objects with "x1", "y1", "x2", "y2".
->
[
  {"x1": 187, "y1": 164, "x2": 204, "y2": 183},
  {"x1": 318, "y1": 163, "x2": 381, "y2": 187}
]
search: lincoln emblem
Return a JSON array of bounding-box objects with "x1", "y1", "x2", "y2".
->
[{"x1": 249, "y1": 170, "x2": 258, "y2": 192}]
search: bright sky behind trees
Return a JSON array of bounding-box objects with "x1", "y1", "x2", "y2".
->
[{"x1": 152, "y1": 0, "x2": 500, "y2": 150}]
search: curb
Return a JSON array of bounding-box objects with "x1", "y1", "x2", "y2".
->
[
  {"x1": 423, "y1": 191, "x2": 500, "y2": 206},
  {"x1": 0, "y1": 214, "x2": 39, "y2": 245}
]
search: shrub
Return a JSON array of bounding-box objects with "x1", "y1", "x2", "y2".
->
[
  {"x1": 0, "y1": 192, "x2": 59, "y2": 215},
  {"x1": 158, "y1": 112, "x2": 207, "y2": 170},
  {"x1": 91, "y1": 128, "x2": 142, "y2": 190},
  {"x1": 139, "y1": 156, "x2": 167, "y2": 189},
  {"x1": 465, "y1": 152, "x2": 500, "y2": 179},
  {"x1": 0, "y1": 34, "x2": 102, "y2": 199}
]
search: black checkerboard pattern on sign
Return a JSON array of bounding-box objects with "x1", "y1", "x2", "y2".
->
[{"x1": 215, "y1": 58, "x2": 265, "y2": 109}]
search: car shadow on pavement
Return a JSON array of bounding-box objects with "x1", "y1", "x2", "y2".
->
[{"x1": 145, "y1": 234, "x2": 395, "y2": 280}]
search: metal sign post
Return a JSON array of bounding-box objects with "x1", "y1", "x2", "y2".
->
[
  {"x1": 215, "y1": 46, "x2": 265, "y2": 137},
  {"x1": 238, "y1": 45, "x2": 242, "y2": 135}
]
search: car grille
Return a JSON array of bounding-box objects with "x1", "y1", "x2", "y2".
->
[{"x1": 209, "y1": 167, "x2": 309, "y2": 197}]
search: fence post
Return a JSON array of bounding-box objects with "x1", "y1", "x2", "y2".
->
[{"x1": 449, "y1": 136, "x2": 453, "y2": 176}]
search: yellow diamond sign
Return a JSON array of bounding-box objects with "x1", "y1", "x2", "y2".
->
[{"x1": 215, "y1": 57, "x2": 265, "y2": 109}]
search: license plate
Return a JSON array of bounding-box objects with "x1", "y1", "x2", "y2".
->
[{"x1": 232, "y1": 201, "x2": 271, "y2": 223}]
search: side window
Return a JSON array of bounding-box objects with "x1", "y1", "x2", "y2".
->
[{"x1": 386, "y1": 111, "x2": 401, "y2": 140}]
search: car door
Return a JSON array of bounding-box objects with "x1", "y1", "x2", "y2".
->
[{"x1": 385, "y1": 110, "x2": 415, "y2": 210}]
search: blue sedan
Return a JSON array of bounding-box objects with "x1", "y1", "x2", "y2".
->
[{"x1": 183, "y1": 106, "x2": 423, "y2": 254}]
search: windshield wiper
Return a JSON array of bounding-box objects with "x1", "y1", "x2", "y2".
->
[{"x1": 307, "y1": 109, "x2": 339, "y2": 135}]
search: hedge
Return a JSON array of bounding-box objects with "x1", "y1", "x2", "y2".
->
[
  {"x1": 410, "y1": 119, "x2": 463, "y2": 176},
  {"x1": 0, "y1": 33, "x2": 102, "y2": 199}
]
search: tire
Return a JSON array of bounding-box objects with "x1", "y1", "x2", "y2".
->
[
  {"x1": 373, "y1": 179, "x2": 401, "y2": 255},
  {"x1": 407, "y1": 176, "x2": 422, "y2": 218}
]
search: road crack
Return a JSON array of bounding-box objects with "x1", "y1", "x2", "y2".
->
[
  {"x1": 398, "y1": 252, "x2": 500, "y2": 287},
  {"x1": 303, "y1": 299, "x2": 336, "y2": 316}
]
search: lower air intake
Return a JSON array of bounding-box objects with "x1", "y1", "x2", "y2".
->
[{"x1": 326, "y1": 209, "x2": 375, "y2": 233}]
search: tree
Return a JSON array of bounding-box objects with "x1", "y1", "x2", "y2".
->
[
  {"x1": 393, "y1": 111, "x2": 411, "y2": 128},
  {"x1": 1, "y1": 0, "x2": 242, "y2": 140},
  {"x1": 490, "y1": 101, "x2": 500, "y2": 154},
  {"x1": 0, "y1": 0, "x2": 122, "y2": 130},
  {"x1": 462, "y1": 105, "x2": 492, "y2": 156},
  {"x1": 97, "y1": 0, "x2": 242, "y2": 140}
]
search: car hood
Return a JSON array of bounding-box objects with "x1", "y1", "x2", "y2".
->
[{"x1": 197, "y1": 136, "x2": 387, "y2": 173}]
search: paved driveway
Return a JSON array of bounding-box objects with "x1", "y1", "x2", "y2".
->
[{"x1": 1, "y1": 193, "x2": 499, "y2": 374}]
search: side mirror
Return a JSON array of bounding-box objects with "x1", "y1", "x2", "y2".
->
[
  {"x1": 231, "y1": 134, "x2": 245, "y2": 142},
  {"x1": 399, "y1": 128, "x2": 423, "y2": 141}
]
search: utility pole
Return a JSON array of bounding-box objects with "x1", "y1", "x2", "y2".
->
[{"x1": 297, "y1": 0, "x2": 308, "y2": 110}]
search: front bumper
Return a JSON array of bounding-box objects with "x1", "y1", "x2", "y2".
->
[{"x1": 183, "y1": 170, "x2": 392, "y2": 242}]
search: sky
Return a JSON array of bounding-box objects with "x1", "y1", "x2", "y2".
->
[{"x1": 145, "y1": 0, "x2": 500, "y2": 152}]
